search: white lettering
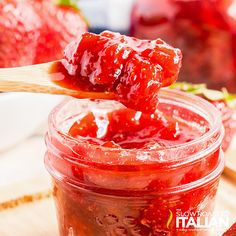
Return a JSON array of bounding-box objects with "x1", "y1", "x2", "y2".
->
[
  {"x1": 197, "y1": 217, "x2": 207, "y2": 228},
  {"x1": 186, "y1": 217, "x2": 197, "y2": 228},
  {"x1": 176, "y1": 217, "x2": 188, "y2": 228}
]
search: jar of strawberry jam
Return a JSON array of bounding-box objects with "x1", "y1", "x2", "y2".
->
[
  {"x1": 130, "y1": 0, "x2": 236, "y2": 92},
  {"x1": 45, "y1": 89, "x2": 224, "y2": 236}
]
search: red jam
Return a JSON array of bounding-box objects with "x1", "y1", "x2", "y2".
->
[
  {"x1": 46, "y1": 30, "x2": 224, "y2": 236},
  {"x1": 45, "y1": 90, "x2": 224, "y2": 236},
  {"x1": 130, "y1": 0, "x2": 236, "y2": 92},
  {"x1": 68, "y1": 106, "x2": 206, "y2": 149},
  {"x1": 50, "y1": 31, "x2": 182, "y2": 112}
]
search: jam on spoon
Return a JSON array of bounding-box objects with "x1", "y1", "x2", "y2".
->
[
  {"x1": 50, "y1": 31, "x2": 182, "y2": 113},
  {"x1": 0, "y1": 31, "x2": 181, "y2": 110}
]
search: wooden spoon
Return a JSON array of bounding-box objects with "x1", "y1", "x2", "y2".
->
[{"x1": 0, "y1": 61, "x2": 115, "y2": 99}]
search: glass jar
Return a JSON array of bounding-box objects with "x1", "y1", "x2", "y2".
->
[
  {"x1": 213, "y1": 100, "x2": 236, "y2": 151},
  {"x1": 45, "y1": 89, "x2": 224, "y2": 235},
  {"x1": 130, "y1": 0, "x2": 236, "y2": 92}
]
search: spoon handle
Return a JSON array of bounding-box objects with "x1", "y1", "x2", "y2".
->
[{"x1": 0, "y1": 61, "x2": 115, "y2": 99}]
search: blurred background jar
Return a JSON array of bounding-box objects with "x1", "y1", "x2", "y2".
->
[{"x1": 130, "y1": 0, "x2": 236, "y2": 92}]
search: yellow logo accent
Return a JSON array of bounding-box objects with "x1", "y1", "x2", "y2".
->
[{"x1": 167, "y1": 209, "x2": 173, "y2": 229}]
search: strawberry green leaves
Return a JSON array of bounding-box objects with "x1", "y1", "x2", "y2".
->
[
  {"x1": 55, "y1": 0, "x2": 79, "y2": 11},
  {"x1": 170, "y1": 82, "x2": 236, "y2": 108},
  {"x1": 169, "y1": 82, "x2": 206, "y2": 94}
]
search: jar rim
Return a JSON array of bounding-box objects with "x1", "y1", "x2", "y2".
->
[{"x1": 48, "y1": 89, "x2": 224, "y2": 166}]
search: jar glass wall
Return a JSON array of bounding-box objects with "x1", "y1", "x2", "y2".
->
[{"x1": 45, "y1": 89, "x2": 224, "y2": 235}]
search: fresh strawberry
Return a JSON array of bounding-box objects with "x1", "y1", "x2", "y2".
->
[
  {"x1": 223, "y1": 222, "x2": 236, "y2": 236},
  {"x1": 170, "y1": 82, "x2": 236, "y2": 151},
  {"x1": 0, "y1": 0, "x2": 41, "y2": 67},
  {"x1": 32, "y1": 0, "x2": 87, "y2": 64},
  {"x1": 0, "y1": 0, "x2": 87, "y2": 68}
]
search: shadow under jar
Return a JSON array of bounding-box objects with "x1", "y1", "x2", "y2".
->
[{"x1": 45, "y1": 89, "x2": 224, "y2": 236}]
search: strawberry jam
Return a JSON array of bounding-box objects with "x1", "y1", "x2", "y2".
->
[
  {"x1": 50, "y1": 31, "x2": 182, "y2": 113},
  {"x1": 68, "y1": 106, "x2": 205, "y2": 150},
  {"x1": 45, "y1": 89, "x2": 224, "y2": 236}
]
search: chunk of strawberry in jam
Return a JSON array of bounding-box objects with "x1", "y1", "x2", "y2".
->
[
  {"x1": 104, "y1": 109, "x2": 165, "y2": 146},
  {"x1": 141, "y1": 39, "x2": 182, "y2": 87},
  {"x1": 69, "y1": 112, "x2": 98, "y2": 138},
  {"x1": 68, "y1": 107, "x2": 200, "y2": 150},
  {"x1": 61, "y1": 31, "x2": 182, "y2": 112},
  {"x1": 116, "y1": 54, "x2": 163, "y2": 112},
  {"x1": 63, "y1": 32, "x2": 134, "y2": 86},
  {"x1": 68, "y1": 108, "x2": 166, "y2": 146}
]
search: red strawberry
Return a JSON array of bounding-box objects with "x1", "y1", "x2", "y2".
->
[
  {"x1": 0, "y1": 0, "x2": 41, "y2": 67},
  {"x1": 32, "y1": 0, "x2": 87, "y2": 64},
  {"x1": 0, "y1": 0, "x2": 87, "y2": 68},
  {"x1": 170, "y1": 82, "x2": 236, "y2": 151}
]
